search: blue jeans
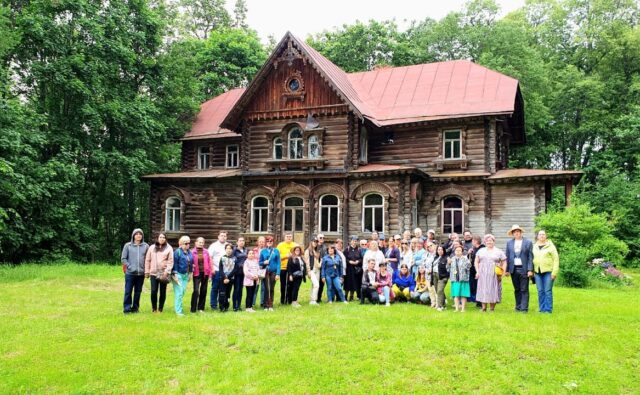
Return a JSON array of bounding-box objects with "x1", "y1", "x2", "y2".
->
[
  {"x1": 123, "y1": 274, "x2": 144, "y2": 313},
  {"x1": 325, "y1": 277, "x2": 346, "y2": 302},
  {"x1": 535, "y1": 272, "x2": 554, "y2": 313},
  {"x1": 210, "y1": 271, "x2": 221, "y2": 309},
  {"x1": 378, "y1": 286, "x2": 391, "y2": 303},
  {"x1": 173, "y1": 273, "x2": 189, "y2": 315}
]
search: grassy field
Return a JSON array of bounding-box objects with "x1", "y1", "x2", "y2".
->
[{"x1": 0, "y1": 264, "x2": 638, "y2": 394}]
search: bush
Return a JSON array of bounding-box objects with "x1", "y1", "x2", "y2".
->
[{"x1": 535, "y1": 203, "x2": 629, "y2": 287}]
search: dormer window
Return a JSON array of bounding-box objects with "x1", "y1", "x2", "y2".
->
[
  {"x1": 197, "y1": 146, "x2": 210, "y2": 170},
  {"x1": 443, "y1": 130, "x2": 462, "y2": 159},
  {"x1": 226, "y1": 145, "x2": 239, "y2": 168},
  {"x1": 273, "y1": 137, "x2": 283, "y2": 159},
  {"x1": 288, "y1": 127, "x2": 303, "y2": 159}
]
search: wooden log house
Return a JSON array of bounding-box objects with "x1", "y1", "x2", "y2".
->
[{"x1": 143, "y1": 32, "x2": 582, "y2": 248}]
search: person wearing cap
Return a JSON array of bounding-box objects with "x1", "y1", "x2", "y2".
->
[
  {"x1": 304, "y1": 237, "x2": 321, "y2": 305},
  {"x1": 121, "y1": 228, "x2": 149, "y2": 314},
  {"x1": 505, "y1": 224, "x2": 534, "y2": 312},
  {"x1": 344, "y1": 236, "x2": 362, "y2": 301},
  {"x1": 378, "y1": 232, "x2": 388, "y2": 254},
  {"x1": 363, "y1": 240, "x2": 385, "y2": 271},
  {"x1": 321, "y1": 245, "x2": 347, "y2": 304},
  {"x1": 259, "y1": 236, "x2": 280, "y2": 311},
  {"x1": 384, "y1": 235, "x2": 401, "y2": 274},
  {"x1": 276, "y1": 233, "x2": 298, "y2": 305},
  {"x1": 316, "y1": 234, "x2": 327, "y2": 302}
]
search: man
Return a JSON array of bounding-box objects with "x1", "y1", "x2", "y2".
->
[
  {"x1": 121, "y1": 228, "x2": 149, "y2": 314},
  {"x1": 445, "y1": 233, "x2": 460, "y2": 255},
  {"x1": 276, "y1": 232, "x2": 297, "y2": 304},
  {"x1": 505, "y1": 225, "x2": 534, "y2": 312},
  {"x1": 462, "y1": 231, "x2": 473, "y2": 254},
  {"x1": 359, "y1": 239, "x2": 369, "y2": 256},
  {"x1": 208, "y1": 231, "x2": 227, "y2": 310},
  {"x1": 467, "y1": 235, "x2": 484, "y2": 307},
  {"x1": 378, "y1": 232, "x2": 387, "y2": 254},
  {"x1": 316, "y1": 233, "x2": 328, "y2": 302}
]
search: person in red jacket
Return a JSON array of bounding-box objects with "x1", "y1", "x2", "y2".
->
[{"x1": 190, "y1": 237, "x2": 212, "y2": 313}]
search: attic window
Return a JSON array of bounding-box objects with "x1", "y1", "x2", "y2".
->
[{"x1": 288, "y1": 78, "x2": 300, "y2": 92}]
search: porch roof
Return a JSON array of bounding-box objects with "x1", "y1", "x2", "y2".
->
[
  {"x1": 141, "y1": 169, "x2": 242, "y2": 180},
  {"x1": 487, "y1": 168, "x2": 583, "y2": 183}
]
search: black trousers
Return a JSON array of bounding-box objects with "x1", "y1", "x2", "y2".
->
[
  {"x1": 190, "y1": 273, "x2": 208, "y2": 312},
  {"x1": 290, "y1": 277, "x2": 303, "y2": 302},
  {"x1": 218, "y1": 280, "x2": 233, "y2": 311},
  {"x1": 280, "y1": 269, "x2": 292, "y2": 304},
  {"x1": 245, "y1": 285, "x2": 256, "y2": 309},
  {"x1": 150, "y1": 276, "x2": 166, "y2": 312},
  {"x1": 512, "y1": 267, "x2": 530, "y2": 311},
  {"x1": 124, "y1": 274, "x2": 144, "y2": 313},
  {"x1": 469, "y1": 265, "x2": 478, "y2": 302},
  {"x1": 264, "y1": 273, "x2": 277, "y2": 308},
  {"x1": 232, "y1": 273, "x2": 244, "y2": 311},
  {"x1": 360, "y1": 288, "x2": 378, "y2": 304}
]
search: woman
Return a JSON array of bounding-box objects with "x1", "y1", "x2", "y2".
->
[
  {"x1": 410, "y1": 238, "x2": 424, "y2": 278},
  {"x1": 321, "y1": 245, "x2": 347, "y2": 304},
  {"x1": 232, "y1": 237, "x2": 248, "y2": 312},
  {"x1": 218, "y1": 243, "x2": 238, "y2": 312},
  {"x1": 376, "y1": 263, "x2": 394, "y2": 306},
  {"x1": 450, "y1": 245, "x2": 471, "y2": 312},
  {"x1": 411, "y1": 265, "x2": 430, "y2": 304},
  {"x1": 392, "y1": 263, "x2": 415, "y2": 302},
  {"x1": 304, "y1": 238, "x2": 321, "y2": 305},
  {"x1": 360, "y1": 259, "x2": 379, "y2": 304},
  {"x1": 433, "y1": 245, "x2": 450, "y2": 311},
  {"x1": 172, "y1": 235, "x2": 193, "y2": 316},
  {"x1": 190, "y1": 237, "x2": 212, "y2": 313},
  {"x1": 423, "y1": 242, "x2": 437, "y2": 308},
  {"x1": 144, "y1": 233, "x2": 173, "y2": 313},
  {"x1": 474, "y1": 234, "x2": 507, "y2": 312},
  {"x1": 259, "y1": 236, "x2": 280, "y2": 311},
  {"x1": 344, "y1": 236, "x2": 363, "y2": 302},
  {"x1": 532, "y1": 229, "x2": 559, "y2": 313},
  {"x1": 362, "y1": 240, "x2": 385, "y2": 270},
  {"x1": 287, "y1": 246, "x2": 306, "y2": 308},
  {"x1": 400, "y1": 240, "x2": 414, "y2": 275},
  {"x1": 243, "y1": 248, "x2": 260, "y2": 312}
]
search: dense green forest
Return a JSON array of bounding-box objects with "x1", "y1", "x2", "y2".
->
[{"x1": 1, "y1": 0, "x2": 639, "y2": 265}]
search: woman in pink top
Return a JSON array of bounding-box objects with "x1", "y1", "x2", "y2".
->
[
  {"x1": 243, "y1": 248, "x2": 260, "y2": 312},
  {"x1": 190, "y1": 237, "x2": 212, "y2": 313}
]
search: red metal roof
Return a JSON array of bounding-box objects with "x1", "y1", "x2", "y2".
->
[{"x1": 183, "y1": 33, "x2": 521, "y2": 140}]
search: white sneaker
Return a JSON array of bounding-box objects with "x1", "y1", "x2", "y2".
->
[
  {"x1": 246, "y1": 308, "x2": 255, "y2": 313},
  {"x1": 309, "y1": 301, "x2": 318, "y2": 305},
  {"x1": 328, "y1": 301, "x2": 333, "y2": 304},
  {"x1": 343, "y1": 301, "x2": 349, "y2": 304},
  {"x1": 385, "y1": 303, "x2": 390, "y2": 307},
  {"x1": 268, "y1": 307, "x2": 274, "y2": 311}
]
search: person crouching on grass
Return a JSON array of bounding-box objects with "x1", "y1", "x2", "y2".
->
[
  {"x1": 321, "y1": 245, "x2": 347, "y2": 304},
  {"x1": 243, "y1": 248, "x2": 260, "y2": 313},
  {"x1": 360, "y1": 259, "x2": 379, "y2": 304},
  {"x1": 218, "y1": 243, "x2": 237, "y2": 312},
  {"x1": 392, "y1": 263, "x2": 415, "y2": 302},
  {"x1": 172, "y1": 235, "x2": 193, "y2": 316},
  {"x1": 376, "y1": 263, "x2": 394, "y2": 307},
  {"x1": 450, "y1": 245, "x2": 472, "y2": 312},
  {"x1": 411, "y1": 265, "x2": 430, "y2": 304}
]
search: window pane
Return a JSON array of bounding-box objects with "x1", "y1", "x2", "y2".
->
[
  {"x1": 444, "y1": 210, "x2": 452, "y2": 227},
  {"x1": 228, "y1": 145, "x2": 238, "y2": 153},
  {"x1": 321, "y1": 195, "x2": 338, "y2": 205},
  {"x1": 321, "y1": 207, "x2": 329, "y2": 232},
  {"x1": 252, "y1": 208, "x2": 260, "y2": 232},
  {"x1": 329, "y1": 207, "x2": 338, "y2": 232},
  {"x1": 284, "y1": 210, "x2": 292, "y2": 231},
  {"x1": 364, "y1": 208, "x2": 372, "y2": 232},
  {"x1": 274, "y1": 138, "x2": 282, "y2": 159},
  {"x1": 445, "y1": 142, "x2": 452, "y2": 159},
  {"x1": 454, "y1": 211, "x2": 463, "y2": 233},
  {"x1": 254, "y1": 197, "x2": 268, "y2": 207},
  {"x1": 295, "y1": 209, "x2": 303, "y2": 231},
  {"x1": 444, "y1": 197, "x2": 462, "y2": 208},
  {"x1": 285, "y1": 197, "x2": 303, "y2": 206},
  {"x1": 374, "y1": 207, "x2": 383, "y2": 232},
  {"x1": 168, "y1": 198, "x2": 180, "y2": 208},
  {"x1": 289, "y1": 129, "x2": 302, "y2": 138},
  {"x1": 445, "y1": 131, "x2": 460, "y2": 140},
  {"x1": 364, "y1": 194, "x2": 382, "y2": 205},
  {"x1": 453, "y1": 141, "x2": 460, "y2": 158}
]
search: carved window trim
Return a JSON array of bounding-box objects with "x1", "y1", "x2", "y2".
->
[
  {"x1": 441, "y1": 196, "x2": 464, "y2": 235},
  {"x1": 435, "y1": 126, "x2": 469, "y2": 171},
  {"x1": 432, "y1": 184, "x2": 473, "y2": 235}
]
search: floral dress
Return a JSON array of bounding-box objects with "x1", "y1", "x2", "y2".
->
[{"x1": 475, "y1": 247, "x2": 506, "y2": 303}]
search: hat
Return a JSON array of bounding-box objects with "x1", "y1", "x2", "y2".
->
[
  {"x1": 507, "y1": 224, "x2": 524, "y2": 237},
  {"x1": 427, "y1": 229, "x2": 435, "y2": 235},
  {"x1": 350, "y1": 235, "x2": 359, "y2": 241},
  {"x1": 393, "y1": 234, "x2": 402, "y2": 240},
  {"x1": 379, "y1": 232, "x2": 386, "y2": 240}
]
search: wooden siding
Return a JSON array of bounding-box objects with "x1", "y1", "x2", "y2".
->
[
  {"x1": 247, "y1": 115, "x2": 350, "y2": 172},
  {"x1": 367, "y1": 122, "x2": 487, "y2": 172},
  {"x1": 149, "y1": 180, "x2": 243, "y2": 246},
  {"x1": 181, "y1": 137, "x2": 242, "y2": 171},
  {"x1": 490, "y1": 183, "x2": 536, "y2": 248}
]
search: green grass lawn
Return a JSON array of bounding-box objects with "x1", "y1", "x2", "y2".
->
[{"x1": 0, "y1": 264, "x2": 639, "y2": 394}]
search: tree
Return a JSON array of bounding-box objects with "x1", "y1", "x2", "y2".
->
[
  {"x1": 232, "y1": 0, "x2": 248, "y2": 29},
  {"x1": 178, "y1": 0, "x2": 231, "y2": 39}
]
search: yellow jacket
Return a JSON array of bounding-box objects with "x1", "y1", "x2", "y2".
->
[
  {"x1": 532, "y1": 240, "x2": 560, "y2": 277},
  {"x1": 277, "y1": 241, "x2": 298, "y2": 270}
]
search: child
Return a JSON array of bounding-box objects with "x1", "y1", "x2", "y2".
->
[
  {"x1": 243, "y1": 248, "x2": 260, "y2": 313},
  {"x1": 411, "y1": 265, "x2": 430, "y2": 304},
  {"x1": 219, "y1": 243, "x2": 237, "y2": 312},
  {"x1": 450, "y1": 245, "x2": 472, "y2": 312}
]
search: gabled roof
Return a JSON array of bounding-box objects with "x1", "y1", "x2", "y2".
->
[{"x1": 183, "y1": 33, "x2": 522, "y2": 140}]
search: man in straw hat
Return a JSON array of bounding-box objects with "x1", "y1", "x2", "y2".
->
[{"x1": 505, "y1": 224, "x2": 534, "y2": 312}]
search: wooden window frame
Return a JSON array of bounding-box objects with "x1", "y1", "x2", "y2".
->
[
  {"x1": 197, "y1": 146, "x2": 210, "y2": 170},
  {"x1": 250, "y1": 196, "x2": 269, "y2": 233},
  {"x1": 362, "y1": 193, "x2": 385, "y2": 233},
  {"x1": 226, "y1": 144, "x2": 239, "y2": 168},
  {"x1": 318, "y1": 194, "x2": 340, "y2": 234},
  {"x1": 165, "y1": 197, "x2": 182, "y2": 232},
  {"x1": 441, "y1": 195, "x2": 464, "y2": 235},
  {"x1": 288, "y1": 128, "x2": 304, "y2": 159}
]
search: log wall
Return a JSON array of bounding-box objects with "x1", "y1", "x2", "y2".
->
[
  {"x1": 181, "y1": 137, "x2": 242, "y2": 171},
  {"x1": 490, "y1": 183, "x2": 536, "y2": 248}
]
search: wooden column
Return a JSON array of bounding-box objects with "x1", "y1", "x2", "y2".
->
[{"x1": 565, "y1": 180, "x2": 573, "y2": 207}]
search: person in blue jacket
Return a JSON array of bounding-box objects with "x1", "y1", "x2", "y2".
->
[
  {"x1": 172, "y1": 235, "x2": 194, "y2": 316},
  {"x1": 321, "y1": 245, "x2": 347, "y2": 304},
  {"x1": 120, "y1": 228, "x2": 149, "y2": 314},
  {"x1": 392, "y1": 263, "x2": 416, "y2": 302},
  {"x1": 505, "y1": 225, "x2": 535, "y2": 312},
  {"x1": 259, "y1": 236, "x2": 280, "y2": 311}
]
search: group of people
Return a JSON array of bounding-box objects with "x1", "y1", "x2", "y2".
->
[{"x1": 120, "y1": 225, "x2": 560, "y2": 316}]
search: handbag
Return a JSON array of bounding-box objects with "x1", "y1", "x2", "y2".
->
[
  {"x1": 292, "y1": 270, "x2": 303, "y2": 278},
  {"x1": 494, "y1": 265, "x2": 504, "y2": 277},
  {"x1": 258, "y1": 268, "x2": 267, "y2": 279},
  {"x1": 156, "y1": 272, "x2": 171, "y2": 284}
]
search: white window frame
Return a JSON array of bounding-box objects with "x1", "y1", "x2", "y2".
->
[
  {"x1": 251, "y1": 196, "x2": 269, "y2": 233},
  {"x1": 226, "y1": 144, "x2": 239, "y2": 168},
  {"x1": 273, "y1": 137, "x2": 283, "y2": 159},
  {"x1": 288, "y1": 128, "x2": 303, "y2": 159},
  {"x1": 197, "y1": 146, "x2": 210, "y2": 170},
  {"x1": 308, "y1": 135, "x2": 320, "y2": 159},
  {"x1": 318, "y1": 194, "x2": 340, "y2": 234},
  {"x1": 165, "y1": 197, "x2": 181, "y2": 232},
  {"x1": 443, "y1": 129, "x2": 462, "y2": 159},
  {"x1": 362, "y1": 193, "x2": 384, "y2": 233},
  {"x1": 442, "y1": 196, "x2": 464, "y2": 234}
]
